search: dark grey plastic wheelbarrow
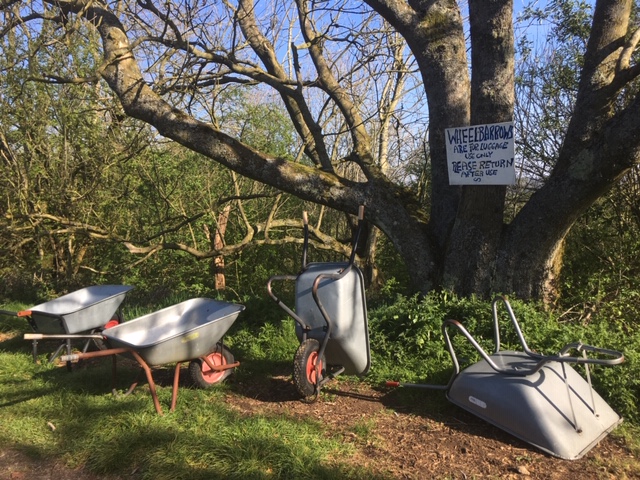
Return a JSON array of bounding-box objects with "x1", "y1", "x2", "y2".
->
[{"x1": 267, "y1": 206, "x2": 370, "y2": 401}]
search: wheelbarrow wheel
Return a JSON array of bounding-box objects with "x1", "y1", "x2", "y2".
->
[
  {"x1": 189, "y1": 344, "x2": 235, "y2": 388},
  {"x1": 91, "y1": 313, "x2": 122, "y2": 351},
  {"x1": 293, "y1": 338, "x2": 325, "y2": 399}
]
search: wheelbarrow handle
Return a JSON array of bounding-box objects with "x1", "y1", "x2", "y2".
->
[
  {"x1": 24, "y1": 333, "x2": 44, "y2": 340},
  {"x1": 385, "y1": 380, "x2": 448, "y2": 391},
  {"x1": 24, "y1": 333, "x2": 104, "y2": 341}
]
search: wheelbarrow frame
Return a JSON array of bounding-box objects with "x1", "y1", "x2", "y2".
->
[{"x1": 26, "y1": 297, "x2": 244, "y2": 415}]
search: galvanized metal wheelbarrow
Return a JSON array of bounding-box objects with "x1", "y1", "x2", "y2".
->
[
  {"x1": 25, "y1": 298, "x2": 244, "y2": 415},
  {"x1": 267, "y1": 206, "x2": 370, "y2": 401},
  {"x1": 1, "y1": 285, "x2": 133, "y2": 365}
]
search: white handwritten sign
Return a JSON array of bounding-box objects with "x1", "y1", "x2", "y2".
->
[{"x1": 445, "y1": 121, "x2": 515, "y2": 185}]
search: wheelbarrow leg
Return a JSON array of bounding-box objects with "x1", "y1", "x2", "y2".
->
[
  {"x1": 31, "y1": 339, "x2": 39, "y2": 363},
  {"x1": 129, "y1": 351, "x2": 163, "y2": 416},
  {"x1": 171, "y1": 362, "x2": 183, "y2": 412},
  {"x1": 49, "y1": 342, "x2": 67, "y2": 363},
  {"x1": 47, "y1": 340, "x2": 73, "y2": 371},
  {"x1": 47, "y1": 339, "x2": 71, "y2": 368},
  {"x1": 111, "y1": 354, "x2": 118, "y2": 395},
  {"x1": 60, "y1": 347, "x2": 164, "y2": 415},
  {"x1": 65, "y1": 339, "x2": 73, "y2": 371}
]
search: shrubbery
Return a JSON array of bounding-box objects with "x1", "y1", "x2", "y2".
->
[
  {"x1": 229, "y1": 287, "x2": 638, "y2": 424},
  {"x1": 366, "y1": 292, "x2": 640, "y2": 424}
]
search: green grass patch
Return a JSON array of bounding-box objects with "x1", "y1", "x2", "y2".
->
[
  {"x1": 0, "y1": 347, "x2": 369, "y2": 479},
  {"x1": 1, "y1": 291, "x2": 639, "y2": 478},
  {"x1": 0, "y1": 305, "x2": 377, "y2": 479}
]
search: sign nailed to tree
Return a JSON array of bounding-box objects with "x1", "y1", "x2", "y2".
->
[{"x1": 445, "y1": 121, "x2": 515, "y2": 185}]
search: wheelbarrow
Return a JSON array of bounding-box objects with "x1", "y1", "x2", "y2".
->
[
  {"x1": 386, "y1": 295, "x2": 625, "y2": 460},
  {"x1": 1, "y1": 285, "x2": 133, "y2": 365},
  {"x1": 267, "y1": 206, "x2": 370, "y2": 401},
  {"x1": 25, "y1": 297, "x2": 245, "y2": 415}
]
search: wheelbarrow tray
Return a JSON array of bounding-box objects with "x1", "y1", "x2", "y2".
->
[
  {"x1": 102, "y1": 298, "x2": 244, "y2": 366},
  {"x1": 446, "y1": 350, "x2": 622, "y2": 460},
  {"x1": 295, "y1": 262, "x2": 370, "y2": 376},
  {"x1": 25, "y1": 285, "x2": 133, "y2": 334}
]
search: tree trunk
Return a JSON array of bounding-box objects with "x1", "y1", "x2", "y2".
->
[
  {"x1": 442, "y1": 0, "x2": 514, "y2": 296},
  {"x1": 213, "y1": 205, "x2": 232, "y2": 290}
]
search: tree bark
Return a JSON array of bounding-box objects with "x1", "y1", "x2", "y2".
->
[
  {"x1": 442, "y1": 0, "x2": 514, "y2": 296},
  {"x1": 494, "y1": 0, "x2": 640, "y2": 300},
  {"x1": 213, "y1": 205, "x2": 232, "y2": 290}
]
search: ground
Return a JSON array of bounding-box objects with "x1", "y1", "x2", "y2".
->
[{"x1": 1, "y1": 371, "x2": 638, "y2": 480}]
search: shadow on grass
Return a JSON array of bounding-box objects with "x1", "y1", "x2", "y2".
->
[
  {"x1": 1, "y1": 372, "x2": 396, "y2": 480},
  {"x1": 0, "y1": 313, "x2": 28, "y2": 333},
  {"x1": 27, "y1": 350, "x2": 300, "y2": 416},
  {"x1": 0, "y1": 381, "x2": 57, "y2": 409}
]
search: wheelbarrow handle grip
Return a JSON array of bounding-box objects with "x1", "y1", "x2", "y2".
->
[
  {"x1": 17, "y1": 310, "x2": 32, "y2": 317},
  {"x1": 302, "y1": 211, "x2": 308, "y2": 225},
  {"x1": 358, "y1": 205, "x2": 365, "y2": 220},
  {"x1": 60, "y1": 354, "x2": 80, "y2": 363},
  {"x1": 24, "y1": 333, "x2": 44, "y2": 340},
  {"x1": 24, "y1": 333, "x2": 103, "y2": 340}
]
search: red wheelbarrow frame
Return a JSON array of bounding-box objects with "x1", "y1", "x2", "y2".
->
[{"x1": 24, "y1": 332, "x2": 238, "y2": 415}]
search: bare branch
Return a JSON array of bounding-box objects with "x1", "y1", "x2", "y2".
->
[
  {"x1": 27, "y1": 74, "x2": 101, "y2": 84},
  {"x1": 235, "y1": 0, "x2": 335, "y2": 171},
  {"x1": 14, "y1": 210, "x2": 354, "y2": 263},
  {"x1": 295, "y1": 0, "x2": 374, "y2": 170},
  {"x1": 614, "y1": 25, "x2": 640, "y2": 86}
]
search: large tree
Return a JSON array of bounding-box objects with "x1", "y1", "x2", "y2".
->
[{"x1": 2, "y1": 0, "x2": 639, "y2": 301}]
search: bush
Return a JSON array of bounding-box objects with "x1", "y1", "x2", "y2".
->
[{"x1": 367, "y1": 292, "x2": 639, "y2": 423}]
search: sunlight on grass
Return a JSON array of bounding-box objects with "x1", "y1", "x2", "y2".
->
[
  {"x1": 0, "y1": 328, "x2": 370, "y2": 480},
  {"x1": 2, "y1": 292, "x2": 639, "y2": 479}
]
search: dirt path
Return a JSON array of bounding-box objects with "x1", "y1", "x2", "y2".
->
[
  {"x1": 1, "y1": 374, "x2": 638, "y2": 479},
  {"x1": 228, "y1": 375, "x2": 639, "y2": 479}
]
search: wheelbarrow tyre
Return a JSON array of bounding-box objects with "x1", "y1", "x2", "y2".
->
[
  {"x1": 293, "y1": 338, "x2": 325, "y2": 399},
  {"x1": 189, "y1": 344, "x2": 235, "y2": 389},
  {"x1": 91, "y1": 312, "x2": 123, "y2": 351}
]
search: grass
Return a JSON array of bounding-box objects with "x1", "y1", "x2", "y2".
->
[
  {"x1": 1, "y1": 293, "x2": 640, "y2": 478},
  {"x1": 0, "y1": 308, "x2": 378, "y2": 480}
]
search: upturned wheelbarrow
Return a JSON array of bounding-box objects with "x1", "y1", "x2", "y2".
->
[
  {"x1": 1, "y1": 285, "x2": 133, "y2": 365},
  {"x1": 386, "y1": 295, "x2": 625, "y2": 460},
  {"x1": 267, "y1": 206, "x2": 370, "y2": 401},
  {"x1": 25, "y1": 297, "x2": 245, "y2": 415}
]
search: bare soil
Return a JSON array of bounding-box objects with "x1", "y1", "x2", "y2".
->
[{"x1": 1, "y1": 370, "x2": 638, "y2": 480}]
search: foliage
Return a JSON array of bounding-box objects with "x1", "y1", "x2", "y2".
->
[
  {"x1": 368, "y1": 293, "x2": 522, "y2": 385},
  {"x1": 0, "y1": 19, "x2": 154, "y2": 295},
  {"x1": 559, "y1": 170, "x2": 640, "y2": 325},
  {"x1": 514, "y1": 0, "x2": 592, "y2": 195},
  {"x1": 366, "y1": 292, "x2": 640, "y2": 424},
  {"x1": 2, "y1": 0, "x2": 640, "y2": 307}
]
